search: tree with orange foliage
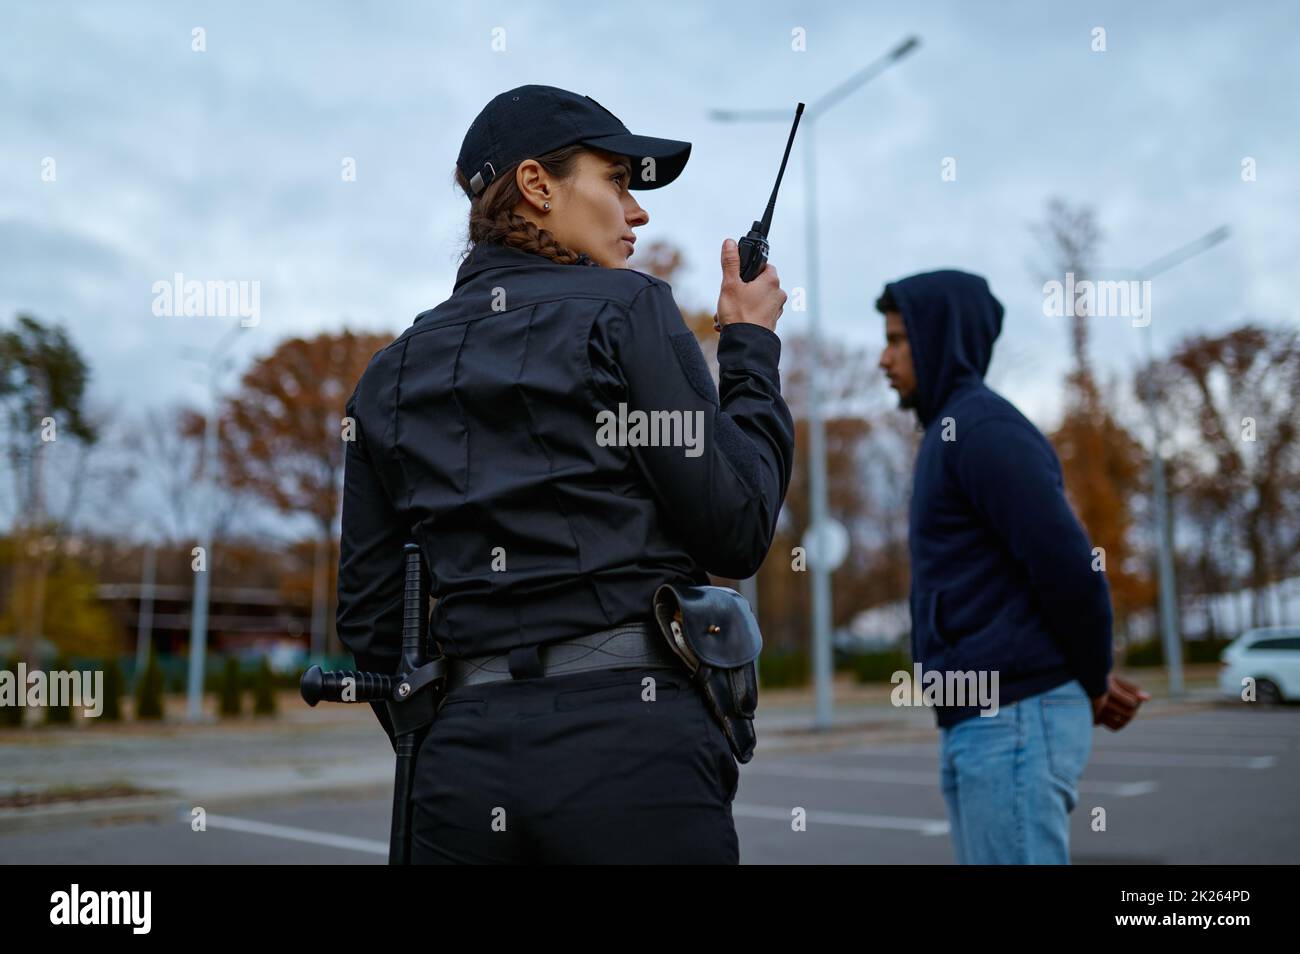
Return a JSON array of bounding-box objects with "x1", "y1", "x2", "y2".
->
[
  {"x1": 1034, "y1": 199, "x2": 1152, "y2": 643},
  {"x1": 217, "y1": 330, "x2": 393, "y2": 656}
]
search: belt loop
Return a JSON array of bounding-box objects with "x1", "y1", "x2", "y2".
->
[{"x1": 508, "y1": 645, "x2": 544, "y2": 680}]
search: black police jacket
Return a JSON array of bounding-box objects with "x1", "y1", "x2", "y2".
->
[{"x1": 337, "y1": 239, "x2": 795, "y2": 743}]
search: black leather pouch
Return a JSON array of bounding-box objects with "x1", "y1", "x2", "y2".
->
[{"x1": 652, "y1": 583, "x2": 762, "y2": 763}]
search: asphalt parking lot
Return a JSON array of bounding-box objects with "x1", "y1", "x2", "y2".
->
[{"x1": 3, "y1": 701, "x2": 1295, "y2": 864}]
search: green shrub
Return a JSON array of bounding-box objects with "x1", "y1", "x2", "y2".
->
[
  {"x1": 847, "y1": 646, "x2": 914, "y2": 683},
  {"x1": 44, "y1": 655, "x2": 74, "y2": 725},
  {"x1": 135, "y1": 651, "x2": 165, "y2": 720},
  {"x1": 758, "y1": 650, "x2": 810, "y2": 688},
  {"x1": 252, "y1": 655, "x2": 277, "y2": 716},
  {"x1": 218, "y1": 655, "x2": 243, "y2": 717},
  {"x1": 98, "y1": 658, "x2": 124, "y2": 722},
  {"x1": 1, "y1": 656, "x2": 23, "y2": 727},
  {"x1": 1189, "y1": 638, "x2": 1233, "y2": 664},
  {"x1": 1122, "y1": 637, "x2": 1231, "y2": 667}
]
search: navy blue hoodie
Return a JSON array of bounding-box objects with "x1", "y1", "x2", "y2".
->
[{"x1": 888, "y1": 269, "x2": 1113, "y2": 727}]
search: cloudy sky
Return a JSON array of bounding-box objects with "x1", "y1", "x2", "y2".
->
[{"x1": 2, "y1": 0, "x2": 1297, "y2": 431}]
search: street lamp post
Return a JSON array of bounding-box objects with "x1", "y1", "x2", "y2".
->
[
  {"x1": 711, "y1": 36, "x2": 920, "y2": 729},
  {"x1": 184, "y1": 324, "x2": 246, "y2": 722},
  {"x1": 1133, "y1": 225, "x2": 1230, "y2": 700}
]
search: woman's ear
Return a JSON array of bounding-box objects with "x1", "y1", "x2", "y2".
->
[{"x1": 515, "y1": 159, "x2": 551, "y2": 213}]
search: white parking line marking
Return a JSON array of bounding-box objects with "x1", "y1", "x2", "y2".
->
[
  {"x1": 733, "y1": 802, "x2": 949, "y2": 836},
  {"x1": 833, "y1": 744, "x2": 1279, "y2": 768},
  {"x1": 1101, "y1": 781, "x2": 1160, "y2": 796},
  {"x1": 1095, "y1": 734, "x2": 1291, "y2": 751},
  {"x1": 1087, "y1": 751, "x2": 1277, "y2": 769},
  {"x1": 196, "y1": 806, "x2": 950, "y2": 849},
  {"x1": 1142, "y1": 718, "x2": 1300, "y2": 735},
  {"x1": 197, "y1": 813, "x2": 387, "y2": 855},
  {"x1": 747, "y1": 764, "x2": 937, "y2": 785},
  {"x1": 744, "y1": 762, "x2": 1158, "y2": 796}
]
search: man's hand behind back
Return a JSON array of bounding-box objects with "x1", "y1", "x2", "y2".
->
[{"x1": 1090, "y1": 673, "x2": 1152, "y2": 731}]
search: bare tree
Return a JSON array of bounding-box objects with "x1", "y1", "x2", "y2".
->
[{"x1": 1147, "y1": 325, "x2": 1300, "y2": 627}]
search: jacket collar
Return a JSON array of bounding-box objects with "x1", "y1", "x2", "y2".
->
[{"x1": 453, "y1": 241, "x2": 597, "y2": 291}]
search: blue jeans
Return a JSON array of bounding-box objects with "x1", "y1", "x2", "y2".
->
[{"x1": 939, "y1": 679, "x2": 1093, "y2": 864}]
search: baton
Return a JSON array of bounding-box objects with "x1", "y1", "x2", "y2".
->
[{"x1": 300, "y1": 541, "x2": 442, "y2": 864}]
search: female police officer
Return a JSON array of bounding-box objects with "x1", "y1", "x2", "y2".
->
[{"x1": 336, "y1": 85, "x2": 793, "y2": 864}]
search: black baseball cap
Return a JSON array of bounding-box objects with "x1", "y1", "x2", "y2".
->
[{"x1": 456, "y1": 85, "x2": 692, "y2": 198}]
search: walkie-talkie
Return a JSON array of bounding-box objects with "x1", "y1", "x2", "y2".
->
[{"x1": 737, "y1": 102, "x2": 805, "y2": 282}]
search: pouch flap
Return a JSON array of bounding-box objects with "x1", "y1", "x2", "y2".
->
[{"x1": 653, "y1": 583, "x2": 762, "y2": 669}]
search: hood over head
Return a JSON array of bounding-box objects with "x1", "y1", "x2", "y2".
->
[{"x1": 884, "y1": 269, "x2": 1004, "y2": 427}]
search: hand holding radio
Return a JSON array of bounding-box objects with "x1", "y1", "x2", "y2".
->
[{"x1": 716, "y1": 238, "x2": 786, "y2": 333}]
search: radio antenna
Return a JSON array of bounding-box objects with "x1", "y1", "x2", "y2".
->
[
  {"x1": 757, "y1": 102, "x2": 804, "y2": 236},
  {"x1": 735, "y1": 102, "x2": 806, "y2": 284}
]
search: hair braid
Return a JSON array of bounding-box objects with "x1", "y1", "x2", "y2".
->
[
  {"x1": 455, "y1": 144, "x2": 598, "y2": 267},
  {"x1": 482, "y1": 208, "x2": 590, "y2": 265}
]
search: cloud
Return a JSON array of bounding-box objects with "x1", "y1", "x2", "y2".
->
[{"x1": 0, "y1": 0, "x2": 1293, "y2": 437}]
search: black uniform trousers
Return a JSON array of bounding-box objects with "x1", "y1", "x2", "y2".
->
[{"x1": 409, "y1": 662, "x2": 740, "y2": 864}]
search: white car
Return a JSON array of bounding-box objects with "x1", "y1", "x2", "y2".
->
[{"x1": 1219, "y1": 627, "x2": 1300, "y2": 704}]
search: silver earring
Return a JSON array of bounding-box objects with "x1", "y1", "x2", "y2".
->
[{"x1": 543, "y1": 202, "x2": 550, "y2": 210}]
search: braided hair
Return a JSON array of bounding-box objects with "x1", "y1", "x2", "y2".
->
[{"x1": 456, "y1": 144, "x2": 598, "y2": 267}]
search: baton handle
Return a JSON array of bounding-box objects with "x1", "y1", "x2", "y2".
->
[{"x1": 300, "y1": 665, "x2": 396, "y2": 705}]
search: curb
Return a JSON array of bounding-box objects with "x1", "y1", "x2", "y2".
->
[{"x1": 0, "y1": 796, "x2": 187, "y2": 834}]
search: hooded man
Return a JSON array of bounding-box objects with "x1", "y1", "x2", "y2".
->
[{"x1": 876, "y1": 269, "x2": 1148, "y2": 865}]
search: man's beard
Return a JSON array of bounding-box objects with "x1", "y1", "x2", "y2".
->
[{"x1": 897, "y1": 388, "x2": 919, "y2": 411}]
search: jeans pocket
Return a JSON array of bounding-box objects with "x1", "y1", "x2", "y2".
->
[{"x1": 1041, "y1": 686, "x2": 1093, "y2": 788}]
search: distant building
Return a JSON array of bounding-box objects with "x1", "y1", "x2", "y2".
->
[{"x1": 95, "y1": 583, "x2": 312, "y2": 657}]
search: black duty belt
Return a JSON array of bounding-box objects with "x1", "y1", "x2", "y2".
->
[{"x1": 444, "y1": 620, "x2": 681, "y2": 690}]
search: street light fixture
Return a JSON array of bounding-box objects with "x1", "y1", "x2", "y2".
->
[{"x1": 711, "y1": 35, "x2": 921, "y2": 729}]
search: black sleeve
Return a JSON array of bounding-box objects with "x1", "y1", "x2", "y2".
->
[
  {"x1": 336, "y1": 389, "x2": 404, "y2": 752},
  {"x1": 589, "y1": 280, "x2": 796, "y2": 579},
  {"x1": 955, "y1": 416, "x2": 1114, "y2": 698}
]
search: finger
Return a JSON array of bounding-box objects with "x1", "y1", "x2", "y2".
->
[
  {"x1": 1113, "y1": 687, "x2": 1142, "y2": 708},
  {"x1": 1108, "y1": 697, "x2": 1140, "y2": 718},
  {"x1": 1109, "y1": 683, "x2": 1141, "y2": 706},
  {"x1": 1116, "y1": 678, "x2": 1152, "y2": 705},
  {"x1": 1112, "y1": 676, "x2": 1143, "y2": 699},
  {"x1": 1108, "y1": 696, "x2": 1139, "y2": 718},
  {"x1": 720, "y1": 239, "x2": 740, "y2": 281}
]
